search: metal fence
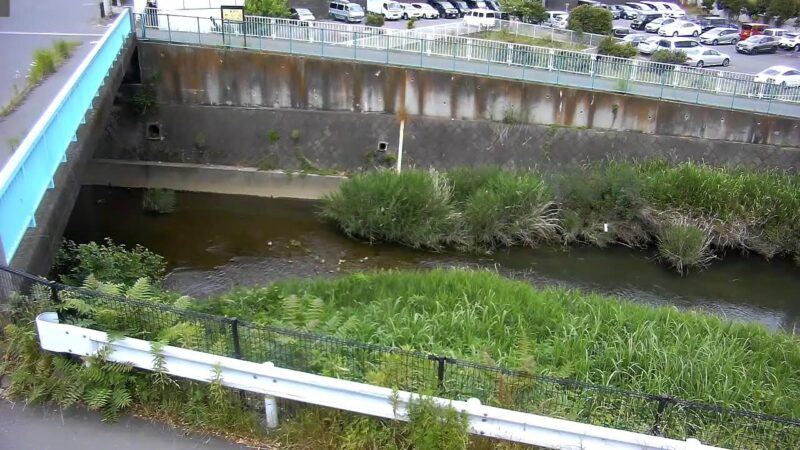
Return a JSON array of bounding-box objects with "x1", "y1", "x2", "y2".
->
[
  {"x1": 1, "y1": 264, "x2": 798, "y2": 449},
  {"x1": 133, "y1": 11, "x2": 800, "y2": 119},
  {"x1": 0, "y1": 11, "x2": 132, "y2": 265}
]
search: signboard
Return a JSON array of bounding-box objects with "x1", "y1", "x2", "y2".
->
[{"x1": 221, "y1": 5, "x2": 244, "y2": 21}]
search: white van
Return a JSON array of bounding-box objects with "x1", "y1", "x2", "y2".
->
[
  {"x1": 329, "y1": 0, "x2": 365, "y2": 22},
  {"x1": 655, "y1": 37, "x2": 701, "y2": 52},
  {"x1": 367, "y1": 0, "x2": 403, "y2": 20},
  {"x1": 544, "y1": 10, "x2": 569, "y2": 28},
  {"x1": 463, "y1": 8, "x2": 497, "y2": 27}
]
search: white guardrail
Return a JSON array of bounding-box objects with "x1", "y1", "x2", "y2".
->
[{"x1": 36, "y1": 312, "x2": 725, "y2": 450}]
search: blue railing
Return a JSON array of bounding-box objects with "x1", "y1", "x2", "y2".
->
[{"x1": 0, "y1": 10, "x2": 132, "y2": 264}]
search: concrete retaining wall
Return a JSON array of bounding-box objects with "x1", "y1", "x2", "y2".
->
[{"x1": 137, "y1": 42, "x2": 800, "y2": 148}]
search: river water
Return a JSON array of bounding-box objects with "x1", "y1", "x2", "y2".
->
[{"x1": 64, "y1": 186, "x2": 800, "y2": 332}]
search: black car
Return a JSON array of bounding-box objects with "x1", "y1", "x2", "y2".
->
[
  {"x1": 630, "y1": 11, "x2": 662, "y2": 30},
  {"x1": 427, "y1": 0, "x2": 460, "y2": 18},
  {"x1": 450, "y1": 0, "x2": 471, "y2": 16}
]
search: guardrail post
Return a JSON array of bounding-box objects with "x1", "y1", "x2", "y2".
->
[
  {"x1": 262, "y1": 362, "x2": 279, "y2": 428},
  {"x1": 231, "y1": 318, "x2": 242, "y2": 359},
  {"x1": 166, "y1": 14, "x2": 171, "y2": 42}
]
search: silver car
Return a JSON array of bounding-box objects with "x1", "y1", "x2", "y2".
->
[
  {"x1": 699, "y1": 27, "x2": 739, "y2": 45},
  {"x1": 684, "y1": 47, "x2": 731, "y2": 67}
]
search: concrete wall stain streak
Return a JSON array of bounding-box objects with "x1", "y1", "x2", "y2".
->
[{"x1": 137, "y1": 43, "x2": 800, "y2": 148}]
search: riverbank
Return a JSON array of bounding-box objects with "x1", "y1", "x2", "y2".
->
[{"x1": 321, "y1": 163, "x2": 800, "y2": 273}]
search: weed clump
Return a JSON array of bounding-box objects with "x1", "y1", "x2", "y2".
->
[{"x1": 142, "y1": 188, "x2": 176, "y2": 214}]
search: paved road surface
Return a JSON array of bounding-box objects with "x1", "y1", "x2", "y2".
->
[
  {"x1": 0, "y1": 400, "x2": 252, "y2": 450},
  {"x1": 0, "y1": 0, "x2": 109, "y2": 168}
]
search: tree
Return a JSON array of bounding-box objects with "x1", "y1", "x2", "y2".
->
[
  {"x1": 499, "y1": 0, "x2": 547, "y2": 23},
  {"x1": 702, "y1": 0, "x2": 715, "y2": 12},
  {"x1": 244, "y1": 0, "x2": 289, "y2": 17},
  {"x1": 767, "y1": 0, "x2": 799, "y2": 24},
  {"x1": 567, "y1": 5, "x2": 613, "y2": 35},
  {"x1": 718, "y1": 0, "x2": 746, "y2": 17}
]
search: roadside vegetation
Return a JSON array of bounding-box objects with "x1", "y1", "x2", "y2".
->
[
  {"x1": 322, "y1": 162, "x2": 800, "y2": 273},
  {"x1": 566, "y1": 5, "x2": 613, "y2": 35},
  {"x1": 474, "y1": 30, "x2": 587, "y2": 51},
  {"x1": 2, "y1": 241, "x2": 799, "y2": 449},
  {"x1": 1, "y1": 40, "x2": 80, "y2": 117}
]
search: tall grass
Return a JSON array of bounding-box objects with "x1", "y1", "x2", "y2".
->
[
  {"x1": 203, "y1": 270, "x2": 800, "y2": 419},
  {"x1": 322, "y1": 163, "x2": 800, "y2": 271},
  {"x1": 142, "y1": 188, "x2": 176, "y2": 214}
]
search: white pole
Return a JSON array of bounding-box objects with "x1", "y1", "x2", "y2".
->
[
  {"x1": 263, "y1": 362, "x2": 279, "y2": 428},
  {"x1": 397, "y1": 120, "x2": 405, "y2": 173}
]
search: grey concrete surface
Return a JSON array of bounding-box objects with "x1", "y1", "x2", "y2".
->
[
  {"x1": 0, "y1": 0, "x2": 110, "y2": 167},
  {"x1": 0, "y1": 400, "x2": 250, "y2": 450}
]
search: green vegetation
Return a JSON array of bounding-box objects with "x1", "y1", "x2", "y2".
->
[
  {"x1": 244, "y1": 0, "x2": 289, "y2": 17},
  {"x1": 499, "y1": 0, "x2": 547, "y2": 24},
  {"x1": 597, "y1": 36, "x2": 637, "y2": 58},
  {"x1": 651, "y1": 49, "x2": 688, "y2": 65},
  {"x1": 322, "y1": 163, "x2": 800, "y2": 272},
  {"x1": 193, "y1": 131, "x2": 207, "y2": 149},
  {"x1": 365, "y1": 14, "x2": 385, "y2": 27},
  {"x1": 267, "y1": 130, "x2": 281, "y2": 144},
  {"x1": 290, "y1": 129, "x2": 301, "y2": 142},
  {"x1": 474, "y1": 30, "x2": 587, "y2": 51},
  {"x1": 142, "y1": 188, "x2": 177, "y2": 214},
  {"x1": 567, "y1": 5, "x2": 613, "y2": 35},
  {"x1": 257, "y1": 152, "x2": 280, "y2": 170},
  {"x1": 407, "y1": 17, "x2": 418, "y2": 29},
  {"x1": 132, "y1": 84, "x2": 158, "y2": 115},
  {"x1": 1, "y1": 40, "x2": 79, "y2": 117},
  {"x1": 54, "y1": 238, "x2": 166, "y2": 286}
]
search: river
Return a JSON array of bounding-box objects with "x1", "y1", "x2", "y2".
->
[{"x1": 64, "y1": 186, "x2": 800, "y2": 332}]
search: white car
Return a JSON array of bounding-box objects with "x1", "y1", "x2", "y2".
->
[
  {"x1": 645, "y1": 17, "x2": 674, "y2": 33},
  {"x1": 463, "y1": 9, "x2": 497, "y2": 27},
  {"x1": 400, "y1": 3, "x2": 424, "y2": 19},
  {"x1": 410, "y1": 3, "x2": 439, "y2": 18},
  {"x1": 683, "y1": 47, "x2": 730, "y2": 68},
  {"x1": 544, "y1": 10, "x2": 569, "y2": 28},
  {"x1": 779, "y1": 33, "x2": 800, "y2": 50},
  {"x1": 658, "y1": 20, "x2": 701, "y2": 37},
  {"x1": 659, "y1": 2, "x2": 686, "y2": 18},
  {"x1": 754, "y1": 65, "x2": 800, "y2": 87},
  {"x1": 637, "y1": 36, "x2": 662, "y2": 55}
]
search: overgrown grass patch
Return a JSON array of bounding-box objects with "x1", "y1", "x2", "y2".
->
[{"x1": 474, "y1": 31, "x2": 587, "y2": 51}]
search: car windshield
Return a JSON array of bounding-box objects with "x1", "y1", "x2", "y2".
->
[
  {"x1": 388, "y1": 2, "x2": 401, "y2": 10},
  {"x1": 760, "y1": 69, "x2": 781, "y2": 76},
  {"x1": 441, "y1": 1, "x2": 455, "y2": 7}
]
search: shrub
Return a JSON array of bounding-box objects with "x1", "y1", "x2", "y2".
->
[
  {"x1": 142, "y1": 188, "x2": 176, "y2": 214},
  {"x1": 650, "y1": 49, "x2": 687, "y2": 65},
  {"x1": 55, "y1": 238, "x2": 166, "y2": 285},
  {"x1": 407, "y1": 17, "x2": 417, "y2": 29},
  {"x1": 499, "y1": 0, "x2": 547, "y2": 23},
  {"x1": 244, "y1": 0, "x2": 289, "y2": 17},
  {"x1": 657, "y1": 221, "x2": 715, "y2": 274},
  {"x1": 597, "y1": 36, "x2": 637, "y2": 58},
  {"x1": 567, "y1": 5, "x2": 612, "y2": 35},
  {"x1": 28, "y1": 49, "x2": 56, "y2": 83},
  {"x1": 365, "y1": 14, "x2": 385, "y2": 27}
]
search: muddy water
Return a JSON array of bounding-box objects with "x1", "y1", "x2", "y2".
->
[{"x1": 65, "y1": 186, "x2": 800, "y2": 332}]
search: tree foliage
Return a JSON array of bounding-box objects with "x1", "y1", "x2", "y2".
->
[
  {"x1": 702, "y1": 0, "x2": 716, "y2": 11},
  {"x1": 244, "y1": 0, "x2": 289, "y2": 17},
  {"x1": 651, "y1": 49, "x2": 688, "y2": 65},
  {"x1": 597, "y1": 36, "x2": 637, "y2": 58},
  {"x1": 767, "y1": 0, "x2": 799, "y2": 23},
  {"x1": 567, "y1": 5, "x2": 613, "y2": 35},
  {"x1": 499, "y1": 0, "x2": 547, "y2": 23}
]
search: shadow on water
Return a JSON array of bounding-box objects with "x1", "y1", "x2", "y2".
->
[{"x1": 65, "y1": 186, "x2": 800, "y2": 332}]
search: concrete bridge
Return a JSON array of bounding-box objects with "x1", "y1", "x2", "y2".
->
[{"x1": 2, "y1": 8, "x2": 800, "y2": 274}]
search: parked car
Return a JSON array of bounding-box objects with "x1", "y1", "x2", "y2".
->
[
  {"x1": 329, "y1": 0, "x2": 365, "y2": 22},
  {"x1": 427, "y1": 0, "x2": 459, "y2": 18},
  {"x1": 645, "y1": 17, "x2": 674, "y2": 33},
  {"x1": 610, "y1": 4, "x2": 638, "y2": 19},
  {"x1": 289, "y1": 7, "x2": 315, "y2": 22},
  {"x1": 637, "y1": 36, "x2": 662, "y2": 54},
  {"x1": 484, "y1": 0, "x2": 502, "y2": 12},
  {"x1": 699, "y1": 27, "x2": 739, "y2": 45},
  {"x1": 466, "y1": 0, "x2": 492, "y2": 10},
  {"x1": 683, "y1": 47, "x2": 730, "y2": 67},
  {"x1": 658, "y1": 2, "x2": 686, "y2": 18},
  {"x1": 631, "y1": 11, "x2": 663, "y2": 30},
  {"x1": 463, "y1": 8, "x2": 497, "y2": 26},
  {"x1": 779, "y1": 33, "x2": 800, "y2": 50},
  {"x1": 658, "y1": 20, "x2": 701, "y2": 37},
  {"x1": 763, "y1": 28, "x2": 789, "y2": 38},
  {"x1": 597, "y1": 4, "x2": 621, "y2": 19},
  {"x1": 399, "y1": 3, "x2": 424, "y2": 19},
  {"x1": 622, "y1": 33, "x2": 651, "y2": 45},
  {"x1": 654, "y1": 36, "x2": 701, "y2": 52},
  {"x1": 410, "y1": 3, "x2": 440, "y2": 18},
  {"x1": 736, "y1": 35, "x2": 778, "y2": 54},
  {"x1": 695, "y1": 16, "x2": 737, "y2": 33},
  {"x1": 450, "y1": 0, "x2": 471, "y2": 16},
  {"x1": 544, "y1": 10, "x2": 569, "y2": 28},
  {"x1": 740, "y1": 23, "x2": 768, "y2": 40},
  {"x1": 612, "y1": 26, "x2": 632, "y2": 38},
  {"x1": 626, "y1": 2, "x2": 656, "y2": 12},
  {"x1": 755, "y1": 65, "x2": 800, "y2": 86},
  {"x1": 367, "y1": 0, "x2": 403, "y2": 19}
]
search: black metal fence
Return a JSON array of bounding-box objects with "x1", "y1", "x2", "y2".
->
[{"x1": 1, "y1": 264, "x2": 798, "y2": 449}]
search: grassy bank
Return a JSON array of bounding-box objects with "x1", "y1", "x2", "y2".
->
[
  {"x1": 474, "y1": 30, "x2": 587, "y2": 51},
  {"x1": 321, "y1": 163, "x2": 800, "y2": 272},
  {"x1": 202, "y1": 270, "x2": 800, "y2": 419}
]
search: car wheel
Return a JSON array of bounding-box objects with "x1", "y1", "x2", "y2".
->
[
  {"x1": 673, "y1": 31, "x2": 678, "y2": 37},
  {"x1": 722, "y1": 58, "x2": 730, "y2": 67},
  {"x1": 696, "y1": 60, "x2": 704, "y2": 68},
  {"x1": 731, "y1": 38, "x2": 738, "y2": 45},
  {"x1": 712, "y1": 39, "x2": 718, "y2": 45},
  {"x1": 693, "y1": 31, "x2": 699, "y2": 37},
  {"x1": 772, "y1": 46, "x2": 778, "y2": 53},
  {"x1": 403, "y1": 13, "x2": 407, "y2": 19}
]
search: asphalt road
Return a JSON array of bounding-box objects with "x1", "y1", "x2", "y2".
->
[
  {"x1": 0, "y1": 400, "x2": 251, "y2": 450},
  {"x1": 0, "y1": 0, "x2": 109, "y2": 167},
  {"x1": 613, "y1": 18, "x2": 800, "y2": 74}
]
